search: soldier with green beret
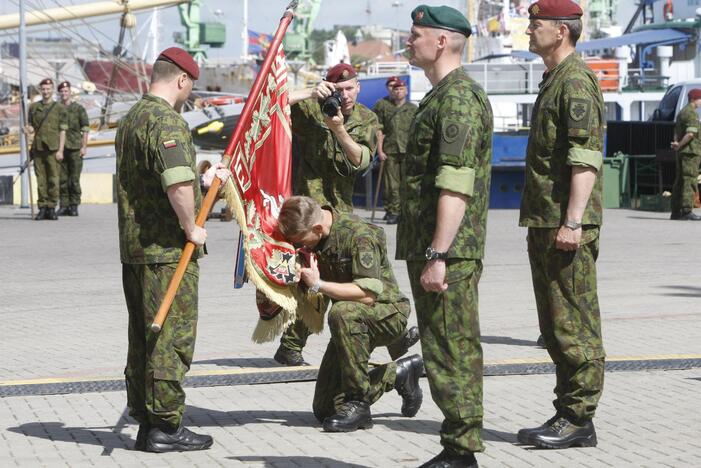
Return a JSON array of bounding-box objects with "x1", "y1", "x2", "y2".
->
[
  {"x1": 26, "y1": 77, "x2": 66, "y2": 220},
  {"x1": 373, "y1": 76, "x2": 417, "y2": 224},
  {"x1": 670, "y1": 89, "x2": 701, "y2": 220},
  {"x1": 517, "y1": 0, "x2": 606, "y2": 450},
  {"x1": 274, "y1": 63, "x2": 419, "y2": 367},
  {"x1": 398, "y1": 5, "x2": 491, "y2": 467},
  {"x1": 56, "y1": 81, "x2": 90, "y2": 217},
  {"x1": 276, "y1": 196, "x2": 424, "y2": 432},
  {"x1": 117, "y1": 46, "x2": 230, "y2": 453}
]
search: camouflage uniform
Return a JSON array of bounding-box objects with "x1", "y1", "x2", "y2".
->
[
  {"x1": 671, "y1": 102, "x2": 701, "y2": 214},
  {"x1": 116, "y1": 93, "x2": 203, "y2": 430},
  {"x1": 396, "y1": 67, "x2": 493, "y2": 454},
  {"x1": 372, "y1": 97, "x2": 417, "y2": 216},
  {"x1": 281, "y1": 100, "x2": 380, "y2": 352},
  {"x1": 312, "y1": 209, "x2": 411, "y2": 421},
  {"x1": 59, "y1": 101, "x2": 90, "y2": 206},
  {"x1": 28, "y1": 100, "x2": 65, "y2": 209},
  {"x1": 519, "y1": 52, "x2": 606, "y2": 423}
]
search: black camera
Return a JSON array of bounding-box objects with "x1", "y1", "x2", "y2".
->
[{"x1": 321, "y1": 91, "x2": 344, "y2": 118}]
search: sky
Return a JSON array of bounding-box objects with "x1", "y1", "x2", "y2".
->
[{"x1": 0, "y1": 1, "x2": 679, "y2": 61}]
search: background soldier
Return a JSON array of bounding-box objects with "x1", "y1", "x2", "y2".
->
[
  {"x1": 670, "y1": 89, "x2": 701, "y2": 221},
  {"x1": 373, "y1": 76, "x2": 417, "y2": 224},
  {"x1": 56, "y1": 81, "x2": 90, "y2": 217},
  {"x1": 397, "y1": 6, "x2": 492, "y2": 468},
  {"x1": 275, "y1": 63, "x2": 418, "y2": 366},
  {"x1": 25, "y1": 78, "x2": 65, "y2": 220},
  {"x1": 276, "y1": 196, "x2": 423, "y2": 432},
  {"x1": 116, "y1": 47, "x2": 229, "y2": 453},
  {"x1": 517, "y1": 0, "x2": 606, "y2": 450}
]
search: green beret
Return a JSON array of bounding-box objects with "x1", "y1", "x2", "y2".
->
[{"x1": 411, "y1": 5, "x2": 471, "y2": 38}]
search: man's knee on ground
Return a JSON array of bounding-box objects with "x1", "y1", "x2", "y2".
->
[{"x1": 326, "y1": 301, "x2": 362, "y2": 334}]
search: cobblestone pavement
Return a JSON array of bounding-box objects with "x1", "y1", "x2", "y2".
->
[{"x1": 1, "y1": 205, "x2": 699, "y2": 467}]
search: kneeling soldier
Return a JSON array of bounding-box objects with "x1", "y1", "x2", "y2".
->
[{"x1": 277, "y1": 196, "x2": 423, "y2": 432}]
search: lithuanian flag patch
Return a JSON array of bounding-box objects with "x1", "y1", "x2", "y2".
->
[{"x1": 163, "y1": 140, "x2": 177, "y2": 149}]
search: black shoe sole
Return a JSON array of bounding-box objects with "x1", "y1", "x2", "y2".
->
[
  {"x1": 530, "y1": 433, "x2": 597, "y2": 449},
  {"x1": 145, "y1": 439, "x2": 213, "y2": 453},
  {"x1": 322, "y1": 420, "x2": 373, "y2": 432}
]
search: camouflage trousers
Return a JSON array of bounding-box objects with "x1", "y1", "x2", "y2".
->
[
  {"x1": 122, "y1": 261, "x2": 199, "y2": 430},
  {"x1": 312, "y1": 300, "x2": 409, "y2": 422},
  {"x1": 671, "y1": 153, "x2": 700, "y2": 214},
  {"x1": 32, "y1": 149, "x2": 60, "y2": 208},
  {"x1": 381, "y1": 153, "x2": 403, "y2": 216},
  {"x1": 527, "y1": 228, "x2": 605, "y2": 423},
  {"x1": 407, "y1": 259, "x2": 484, "y2": 454},
  {"x1": 60, "y1": 149, "x2": 83, "y2": 206}
]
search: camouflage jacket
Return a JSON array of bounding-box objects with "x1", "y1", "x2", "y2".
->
[
  {"x1": 291, "y1": 99, "x2": 379, "y2": 212},
  {"x1": 28, "y1": 99, "x2": 66, "y2": 152},
  {"x1": 396, "y1": 67, "x2": 493, "y2": 261},
  {"x1": 315, "y1": 209, "x2": 408, "y2": 306},
  {"x1": 116, "y1": 93, "x2": 203, "y2": 264},
  {"x1": 372, "y1": 97, "x2": 418, "y2": 155},
  {"x1": 60, "y1": 101, "x2": 90, "y2": 150},
  {"x1": 519, "y1": 53, "x2": 604, "y2": 228},
  {"x1": 675, "y1": 103, "x2": 701, "y2": 156}
]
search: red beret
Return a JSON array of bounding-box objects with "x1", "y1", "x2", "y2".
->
[
  {"x1": 39, "y1": 78, "x2": 53, "y2": 86},
  {"x1": 157, "y1": 47, "x2": 200, "y2": 80},
  {"x1": 325, "y1": 63, "x2": 357, "y2": 83},
  {"x1": 689, "y1": 89, "x2": 701, "y2": 101},
  {"x1": 57, "y1": 81, "x2": 71, "y2": 91},
  {"x1": 386, "y1": 76, "x2": 405, "y2": 87},
  {"x1": 528, "y1": 0, "x2": 583, "y2": 20}
]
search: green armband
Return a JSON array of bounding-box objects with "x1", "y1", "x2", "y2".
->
[
  {"x1": 353, "y1": 277, "x2": 384, "y2": 295},
  {"x1": 685, "y1": 127, "x2": 698, "y2": 134},
  {"x1": 161, "y1": 166, "x2": 195, "y2": 192},
  {"x1": 435, "y1": 165, "x2": 476, "y2": 196},
  {"x1": 567, "y1": 147, "x2": 603, "y2": 171},
  {"x1": 81, "y1": 126, "x2": 91, "y2": 133},
  {"x1": 59, "y1": 124, "x2": 68, "y2": 131},
  {"x1": 352, "y1": 146, "x2": 371, "y2": 171}
]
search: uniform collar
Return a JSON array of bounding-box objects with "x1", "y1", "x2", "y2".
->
[
  {"x1": 539, "y1": 52, "x2": 579, "y2": 91},
  {"x1": 420, "y1": 67, "x2": 466, "y2": 107},
  {"x1": 143, "y1": 93, "x2": 173, "y2": 109}
]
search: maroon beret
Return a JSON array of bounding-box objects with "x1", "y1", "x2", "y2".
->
[
  {"x1": 57, "y1": 81, "x2": 71, "y2": 91},
  {"x1": 157, "y1": 47, "x2": 200, "y2": 80},
  {"x1": 386, "y1": 76, "x2": 405, "y2": 87},
  {"x1": 39, "y1": 78, "x2": 53, "y2": 87},
  {"x1": 689, "y1": 89, "x2": 701, "y2": 101},
  {"x1": 528, "y1": 0, "x2": 583, "y2": 20},
  {"x1": 325, "y1": 63, "x2": 357, "y2": 83}
]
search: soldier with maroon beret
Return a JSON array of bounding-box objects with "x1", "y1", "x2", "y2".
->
[
  {"x1": 670, "y1": 88, "x2": 701, "y2": 220},
  {"x1": 518, "y1": 0, "x2": 606, "y2": 449}
]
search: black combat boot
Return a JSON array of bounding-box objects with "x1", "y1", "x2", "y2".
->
[
  {"x1": 273, "y1": 344, "x2": 309, "y2": 366},
  {"x1": 516, "y1": 413, "x2": 560, "y2": 444},
  {"x1": 46, "y1": 207, "x2": 58, "y2": 220},
  {"x1": 536, "y1": 334, "x2": 546, "y2": 348},
  {"x1": 419, "y1": 448, "x2": 478, "y2": 468},
  {"x1": 386, "y1": 213, "x2": 399, "y2": 224},
  {"x1": 133, "y1": 423, "x2": 151, "y2": 451},
  {"x1": 56, "y1": 205, "x2": 71, "y2": 216},
  {"x1": 528, "y1": 417, "x2": 597, "y2": 449},
  {"x1": 34, "y1": 207, "x2": 47, "y2": 220},
  {"x1": 69, "y1": 204, "x2": 79, "y2": 216},
  {"x1": 145, "y1": 425, "x2": 213, "y2": 453},
  {"x1": 387, "y1": 325, "x2": 420, "y2": 360},
  {"x1": 395, "y1": 354, "x2": 423, "y2": 417},
  {"x1": 322, "y1": 400, "x2": 373, "y2": 432}
]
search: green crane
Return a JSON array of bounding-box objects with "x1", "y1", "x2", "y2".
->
[
  {"x1": 177, "y1": 0, "x2": 226, "y2": 62},
  {"x1": 283, "y1": 0, "x2": 322, "y2": 62}
]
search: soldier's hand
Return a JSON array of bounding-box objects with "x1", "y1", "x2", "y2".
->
[
  {"x1": 311, "y1": 81, "x2": 335, "y2": 100},
  {"x1": 300, "y1": 255, "x2": 320, "y2": 288},
  {"x1": 202, "y1": 162, "x2": 231, "y2": 188},
  {"x1": 186, "y1": 226, "x2": 207, "y2": 246},
  {"x1": 23, "y1": 125, "x2": 34, "y2": 135},
  {"x1": 80, "y1": 146, "x2": 87, "y2": 157},
  {"x1": 378, "y1": 151, "x2": 388, "y2": 161},
  {"x1": 670, "y1": 140, "x2": 680, "y2": 150},
  {"x1": 324, "y1": 108, "x2": 345, "y2": 133},
  {"x1": 55, "y1": 151, "x2": 64, "y2": 162},
  {"x1": 420, "y1": 260, "x2": 448, "y2": 293},
  {"x1": 555, "y1": 225, "x2": 581, "y2": 251}
]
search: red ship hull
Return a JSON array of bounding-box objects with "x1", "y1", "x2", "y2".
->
[{"x1": 78, "y1": 59, "x2": 152, "y2": 94}]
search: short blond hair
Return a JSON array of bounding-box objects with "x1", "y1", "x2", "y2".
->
[{"x1": 277, "y1": 196, "x2": 322, "y2": 239}]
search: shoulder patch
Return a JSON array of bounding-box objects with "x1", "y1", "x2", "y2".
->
[
  {"x1": 568, "y1": 98, "x2": 592, "y2": 130},
  {"x1": 439, "y1": 119, "x2": 469, "y2": 157},
  {"x1": 360, "y1": 251, "x2": 375, "y2": 269},
  {"x1": 163, "y1": 140, "x2": 178, "y2": 149}
]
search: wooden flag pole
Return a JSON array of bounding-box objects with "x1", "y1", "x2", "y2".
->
[{"x1": 150, "y1": 1, "x2": 298, "y2": 333}]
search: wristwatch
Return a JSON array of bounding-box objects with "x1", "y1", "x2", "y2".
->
[
  {"x1": 563, "y1": 219, "x2": 582, "y2": 230},
  {"x1": 425, "y1": 246, "x2": 449, "y2": 261},
  {"x1": 310, "y1": 280, "x2": 323, "y2": 293}
]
